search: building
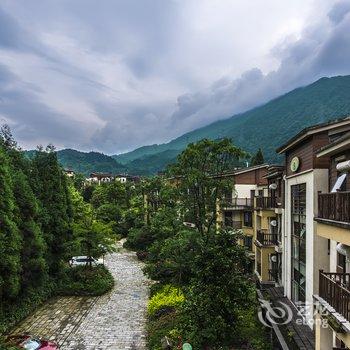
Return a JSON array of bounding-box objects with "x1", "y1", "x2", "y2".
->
[
  {"x1": 254, "y1": 165, "x2": 285, "y2": 286},
  {"x1": 312, "y1": 131, "x2": 350, "y2": 349},
  {"x1": 115, "y1": 174, "x2": 141, "y2": 183},
  {"x1": 63, "y1": 168, "x2": 75, "y2": 177},
  {"x1": 86, "y1": 172, "x2": 114, "y2": 185},
  {"x1": 218, "y1": 164, "x2": 270, "y2": 263}
]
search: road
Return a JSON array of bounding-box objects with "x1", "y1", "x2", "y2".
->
[{"x1": 10, "y1": 245, "x2": 149, "y2": 350}]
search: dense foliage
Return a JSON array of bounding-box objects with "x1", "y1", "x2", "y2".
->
[
  {"x1": 124, "y1": 139, "x2": 272, "y2": 349},
  {"x1": 0, "y1": 127, "x2": 117, "y2": 338}
]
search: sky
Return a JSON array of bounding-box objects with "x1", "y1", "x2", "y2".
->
[{"x1": 0, "y1": 0, "x2": 350, "y2": 154}]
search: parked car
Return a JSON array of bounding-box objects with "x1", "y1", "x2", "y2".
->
[
  {"x1": 6, "y1": 335, "x2": 58, "y2": 350},
  {"x1": 68, "y1": 256, "x2": 103, "y2": 267}
]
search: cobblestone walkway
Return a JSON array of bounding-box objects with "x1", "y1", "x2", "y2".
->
[{"x1": 11, "y1": 244, "x2": 150, "y2": 350}]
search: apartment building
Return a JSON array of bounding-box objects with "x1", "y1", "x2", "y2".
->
[
  {"x1": 312, "y1": 132, "x2": 350, "y2": 349},
  {"x1": 254, "y1": 165, "x2": 285, "y2": 286},
  {"x1": 276, "y1": 118, "x2": 350, "y2": 328},
  {"x1": 219, "y1": 164, "x2": 269, "y2": 257}
]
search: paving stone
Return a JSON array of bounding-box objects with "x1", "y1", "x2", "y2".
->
[{"x1": 11, "y1": 242, "x2": 150, "y2": 350}]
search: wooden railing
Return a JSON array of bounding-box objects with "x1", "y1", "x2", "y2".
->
[
  {"x1": 318, "y1": 191, "x2": 350, "y2": 223},
  {"x1": 256, "y1": 229, "x2": 278, "y2": 246},
  {"x1": 223, "y1": 197, "x2": 253, "y2": 208},
  {"x1": 319, "y1": 270, "x2": 350, "y2": 322},
  {"x1": 255, "y1": 196, "x2": 277, "y2": 209}
]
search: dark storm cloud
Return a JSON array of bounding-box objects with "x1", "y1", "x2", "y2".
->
[
  {"x1": 168, "y1": 0, "x2": 350, "y2": 135},
  {"x1": 0, "y1": 1, "x2": 350, "y2": 153}
]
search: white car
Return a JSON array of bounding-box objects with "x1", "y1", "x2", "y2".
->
[{"x1": 69, "y1": 256, "x2": 103, "y2": 267}]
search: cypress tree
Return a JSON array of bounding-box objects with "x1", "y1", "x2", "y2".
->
[
  {"x1": 251, "y1": 148, "x2": 264, "y2": 166},
  {"x1": 31, "y1": 148, "x2": 73, "y2": 274},
  {"x1": 0, "y1": 146, "x2": 22, "y2": 300}
]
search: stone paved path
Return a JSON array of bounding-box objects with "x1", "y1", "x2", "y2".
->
[{"x1": 11, "y1": 243, "x2": 150, "y2": 350}]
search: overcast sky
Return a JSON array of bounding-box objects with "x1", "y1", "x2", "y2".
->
[{"x1": 0, "y1": 0, "x2": 350, "y2": 154}]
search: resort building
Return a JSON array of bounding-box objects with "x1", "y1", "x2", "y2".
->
[
  {"x1": 312, "y1": 131, "x2": 350, "y2": 349},
  {"x1": 276, "y1": 117, "x2": 350, "y2": 327},
  {"x1": 254, "y1": 165, "x2": 285, "y2": 286},
  {"x1": 218, "y1": 164, "x2": 269, "y2": 262}
]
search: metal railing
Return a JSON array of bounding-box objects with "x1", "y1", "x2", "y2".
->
[
  {"x1": 255, "y1": 196, "x2": 277, "y2": 209},
  {"x1": 256, "y1": 229, "x2": 278, "y2": 246},
  {"x1": 318, "y1": 191, "x2": 350, "y2": 223},
  {"x1": 268, "y1": 268, "x2": 279, "y2": 283},
  {"x1": 319, "y1": 270, "x2": 350, "y2": 322},
  {"x1": 224, "y1": 219, "x2": 242, "y2": 229},
  {"x1": 223, "y1": 197, "x2": 253, "y2": 208}
]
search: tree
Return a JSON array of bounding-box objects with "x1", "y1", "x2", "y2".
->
[
  {"x1": 251, "y1": 148, "x2": 264, "y2": 166},
  {"x1": 180, "y1": 229, "x2": 252, "y2": 349},
  {"x1": 168, "y1": 138, "x2": 245, "y2": 237},
  {"x1": 0, "y1": 146, "x2": 22, "y2": 299},
  {"x1": 31, "y1": 150, "x2": 73, "y2": 274}
]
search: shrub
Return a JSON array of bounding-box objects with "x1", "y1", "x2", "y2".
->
[
  {"x1": 148, "y1": 285, "x2": 184, "y2": 317},
  {"x1": 147, "y1": 310, "x2": 181, "y2": 350},
  {"x1": 124, "y1": 226, "x2": 154, "y2": 251},
  {"x1": 57, "y1": 265, "x2": 114, "y2": 296}
]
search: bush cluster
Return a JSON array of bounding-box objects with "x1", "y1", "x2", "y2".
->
[
  {"x1": 148, "y1": 285, "x2": 184, "y2": 318},
  {"x1": 57, "y1": 265, "x2": 115, "y2": 296}
]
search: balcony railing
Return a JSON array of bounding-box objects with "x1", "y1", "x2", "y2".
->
[
  {"x1": 318, "y1": 191, "x2": 350, "y2": 223},
  {"x1": 223, "y1": 197, "x2": 253, "y2": 208},
  {"x1": 256, "y1": 229, "x2": 278, "y2": 246},
  {"x1": 255, "y1": 196, "x2": 277, "y2": 209},
  {"x1": 319, "y1": 270, "x2": 350, "y2": 321},
  {"x1": 224, "y1": 219, "x2": 242, "y2": 229},
  {"x1": 268, "y1": 268, "x2": 280, "y2": 283}
]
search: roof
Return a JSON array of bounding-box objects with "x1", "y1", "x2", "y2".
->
[
  {"x1": 217, "y1": 163, "x2": 269, "y2": 178},
  {"x1": 263, "y1": 165, "x2": 285, "y2": 179},
  {"x1": 316, "y1": 132, "x2": 350, "y2": 158},
  {"x1": 276, "y1": 116, "x2": 350, "y2": 154}
]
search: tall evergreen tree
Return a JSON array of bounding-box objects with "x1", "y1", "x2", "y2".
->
[
  {"x1": 251, "y1": 148, "x2": 264, "y2": 166},
  {"x1": 31, "y1": 148, "x2": 73, "y2": 274},
  {"x1": 0, "y1": 146, "x2": 22, "y2": 299}
]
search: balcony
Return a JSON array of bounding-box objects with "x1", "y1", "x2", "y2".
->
[
  {"x1": 319, "y1": 270, "x2": 350, "y2": 322},
  {"x1": 317, "y1": 191, "x2": 350, "y2": 226},
  {"x1": 224, "y1": 219, "x2": 242, "y2": 229},
  {"x1": 268, "y1": 268, "x2": 280, "y2": 283},
  {"x1": 255, "y1": 196, "x2": 277, "y2": 210},
  {"x1": 256, "y1": 229, "x2": 278, "y2": 246},
  {"x1": 222, "y1": 197, "x2": 253, "y2": 209}
]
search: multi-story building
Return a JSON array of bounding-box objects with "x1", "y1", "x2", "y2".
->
[
  {"x1": 218, "y1": 164, "x2": 269, "y2": 261},
  {"x1": 276, "y1": 117, "x2": 350, "y2": 328},
  {"x1": 312, "y1": 132, "x2": 350, "y2": 349},
  {"x1": 254, "y1": 165, "x2": 285, "y2": 286}
]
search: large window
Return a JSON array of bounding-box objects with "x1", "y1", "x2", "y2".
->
[
  {"x1": 291, "y1": 183, "x2": 306, "y2": 303},
  {"x1": 243, "y1": 211, "x2": 252, "y2": 227}
]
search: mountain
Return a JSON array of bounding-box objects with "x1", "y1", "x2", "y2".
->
[
  {"x1": 25, "y1": 149, "x2": 126, "y2": 176},
  {"x1": 114, "y1": 75, "x2": 350, "y2": 173}
]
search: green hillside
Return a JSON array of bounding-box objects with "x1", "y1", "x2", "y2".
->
[
  {"x1": 25, "y1": 149, "x2": 126, "y2": 176},
  {"x1": 114, "y1": 75, "x2": 350, "y2": 172}
]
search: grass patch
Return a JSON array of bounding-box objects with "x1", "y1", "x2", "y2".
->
[{"x1": 57, "y1": 265, "x2": 114, "y2": 296}]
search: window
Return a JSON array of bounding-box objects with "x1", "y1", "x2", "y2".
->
[
  {"x1": 243, "y1": 235, "x2": 253, "y2": 251},
  {"x1": 243, "y1": 211, "x2": 252, "y2": 227},
  {"x1": 291, "y1": 183, "x2": 306, "y2": 303}
]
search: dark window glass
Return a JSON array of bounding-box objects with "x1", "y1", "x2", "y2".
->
[
  {"x1": 243, "y1": 211, "x2": 252, "y2": 227},
  {"x1": 291, "y1": 183, "x2": 306, "y2": 303}
]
